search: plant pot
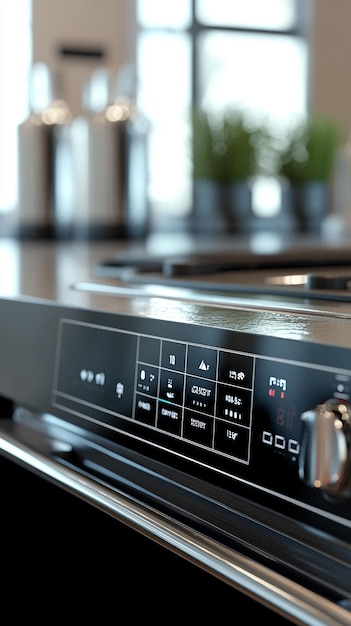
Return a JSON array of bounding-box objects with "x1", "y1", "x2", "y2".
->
[
  {"x1": 286, "y1": 181, "x2": 330, "y2": 234},
  {"x1": 223, "y1": 180, "x2": 253, "y2": 233},
  {"x1": 192, "y1": 179, "x2": 228, "y2": 234}
]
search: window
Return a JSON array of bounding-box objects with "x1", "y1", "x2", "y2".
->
[
  {"x1": 137, "y1": 0, "x2": 312, "y2": 225},
  {"x1": 0, "y1": 1, "x2": 32, "y2": 214}
]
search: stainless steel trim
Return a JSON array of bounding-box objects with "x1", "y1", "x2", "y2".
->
[
  {"x1": 0, "y1": 428, "x2": 349, "y2": 626},
  {"x1": 73, "y1": 279, "x2": 350, "y2": 317}
]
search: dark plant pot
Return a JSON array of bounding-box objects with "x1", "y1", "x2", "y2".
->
[
  {"x1": 223, "y1": 180, "x2": 253, "y2": 233},
  {"x1": 287, "y1": 181, "x2": 330, "y2": 234},
  {"x1": 192, "y1": 179, "x2": 228, "y2": 234},
  {"x1": 192, "y1": 179, "x2": 253, "y2": 234}
]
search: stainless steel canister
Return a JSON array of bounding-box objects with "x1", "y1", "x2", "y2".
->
[
  {"x1": 17, "y1": 63, "x2": 73, "y2": 238},
  {"x1": 72, "y1": 69, "x2": 150, "y2": 240}
]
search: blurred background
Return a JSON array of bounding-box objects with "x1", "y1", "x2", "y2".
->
[{"x1": 1, "y1": 0, "x2": 351, "y2": 239}]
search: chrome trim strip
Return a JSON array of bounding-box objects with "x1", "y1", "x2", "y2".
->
[{"x1": 0, "y1": 429, "x2": 349, "y2": 626}]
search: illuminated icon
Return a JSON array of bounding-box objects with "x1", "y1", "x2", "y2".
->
[
  {"x1": 169, "y1": 354, "x2": 176, "y2": 366},
  {"x1": 166, "y1": 391, "x2": 175, "y2": 399},
  {"x1": 269, "y1": 376, "x2": 287, "y2": 398},
  {"x1": 95, "y1": 372, "x2": 105, "y2": 385},
  {"x1": 199, "y1": 360, "x2": 210, "y2": 371},
  {"x1": 226, "y1": 430, "x2": 238, "y2": 441},
  {"x1": 225, "y1": 393, "x2": 242, "y2": 405},
  {"x1": 288, "y1": 439, "x2": 300, "y2": 454},
  {"x1": 138, "y1": 399, "x2": 151, "y2": 412},
  {"x1": 269, "y1": 376, "x2": 287, "y2": 391},
  {"x1": 116, "y1": 382, "x2": 124, "y2": 398},
  {"x1": 224, "y1": 408, "x2": 242, "y2": 420},
  {"x1": 262, "y1": 431, "x2": 273, "y2": 445},
  {"x1": 275, "y1": 435, "x2": 285, "y2": 449},
  {"x1": 263, "y1": 432, "x2": 299, "y2": 456},
  {"x1": 167, "y1": 378, "x2": 173, "y2": 388},
  {"x1": 229, "y1": 370, "x2": 245, "y2": 381},
  {"x1": 80, "y1": 369, "x2": 94, "y2": 382},
  {"x1": 140, "y1": 369, "x2": 146, "y2": 380},
  {"x1": 149, "y1": 373, "x2": 155, "y2": 382}
]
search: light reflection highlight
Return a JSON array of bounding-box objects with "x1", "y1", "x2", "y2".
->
[
  {"x1": 0, "y1": 241, "x2": 19, "y2": 295},
  {"x1": 265, "y1": 274, "x2": 307, "y2": 286}
]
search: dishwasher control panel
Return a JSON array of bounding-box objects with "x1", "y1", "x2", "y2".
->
[{"x1": 52, "y1": 317, "x2": 351, "y2": 525}]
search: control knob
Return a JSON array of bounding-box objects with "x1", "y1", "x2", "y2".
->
[{"x1": 299, "y1": 398, "x2": 351, "y2": 498}]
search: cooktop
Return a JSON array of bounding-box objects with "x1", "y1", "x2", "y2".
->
[{"x1": 94, "y1": 232, "x2": 351, "y2": 303}]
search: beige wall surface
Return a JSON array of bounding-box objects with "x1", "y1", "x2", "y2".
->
[
  {"x1": 311, "y1": 0, "x2": 351, "y2": 134},
  {"x1": 31, "y1": 0, "x2": 137, "y2": 115}
]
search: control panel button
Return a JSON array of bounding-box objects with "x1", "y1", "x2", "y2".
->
[
  {"x1": 185, "y1": 375, "x2": 216, "y2": 414},
  {"x1": 136, "y1": 365, "x2": 159, "y2": 396},
  {"x1": 216, "y1": 384, "x2": 252, "y2": 426},
  {"x1": 187, "y1": 345, "x2": 217, "y2": 380},
  {"x1": 183, "y1": 410, "x2": 214, "y2": 447},
  {"x1": 134, "y1": 395, "x2": 157, "y2": 426},
  {"x1": 161, "y1": 340, "x2": 186, "y2": 372},
  {"x1": 159, "y1": 369, "x2": 184, "y2": 405},
  {"x1": 157, "y1": 402, "x2": 182, "y2": 435},
  {"x1": 139, "y1": 336, "x2": 161, "y2": 366},
  {"x1": 56, "y1": 321, "x2": 137, "y2": 418},
  {"x1": 218, "y1": 351, "x2": 253, "y2": 388},
  {"x1": 214, "y1": 421, "x2": 250, "y2": 461}
]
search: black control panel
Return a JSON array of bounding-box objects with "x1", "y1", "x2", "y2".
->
[{"x1": 52, "y1": 317, "x2": 351, "y2": 526}]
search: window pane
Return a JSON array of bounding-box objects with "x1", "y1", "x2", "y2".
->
[
  {"x1": 198, "y1": 32, "x2": 307, "y2": 127},
  {"x1": 196, "y1": 0, "x2": 296, "y2": 30},
  {"x1": 137, "y1": 0, "x2": 191, "y2": 29},
  {"x1": 0, "y1": 0, "x2": 31, "y2": 213},
  {"x1": 137, "y1": 32, "x2": 192, "y2": 216}
]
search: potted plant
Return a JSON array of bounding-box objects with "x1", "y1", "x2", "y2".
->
[
  {"x1": 218, "y1": 109, "x2": 261, "y2": 231},
  {"x1": 192, "y1": 107, "x2": 219, "y2": 180},
  {"x1": 191, "y1": 106, "x2": 260, "y2": 233},
  {"x1": 191, "y1": 106, "x2": 227, "y2": 233},
  {"x1": 278, "y1": 114, "x2": 344, "y2": 232}
]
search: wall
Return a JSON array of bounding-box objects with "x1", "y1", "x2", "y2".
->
[
  {"x1": 31, "y1": 0, "x2": 137, "y2": 116},
  {"x1": 311, "y1": 0, "x2": 351, "y2": 134}
]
